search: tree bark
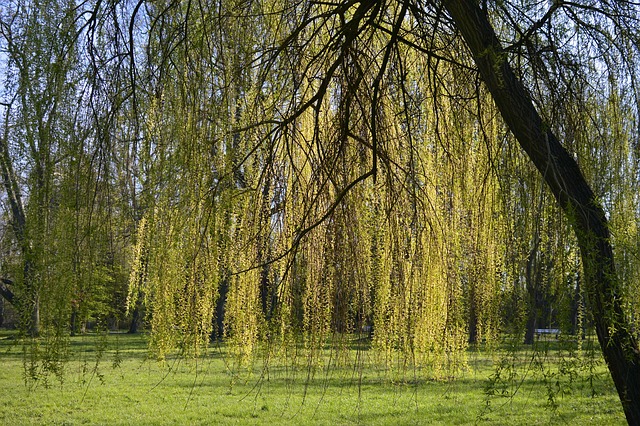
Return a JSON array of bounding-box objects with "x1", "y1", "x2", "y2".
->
[
  {"x1": 467, "y1": 287, "x2": 478, "y2": 345},
  {"x1": 442, "y1": 1, "x2": 640, "y2": 423},
  {"x1": 127, "y1": 297, "x2": 142, "y2": 334},
  {"x1": 214, "y1": 277, "x2": 228, "y2": 340},
  {"x1": 0, "y1": 278, "x2": 15, "y2": 305}
]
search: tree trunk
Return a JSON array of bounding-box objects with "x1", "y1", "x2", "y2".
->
[
  {"x1": 29, "y1": 291, "x2": 40, "y2": 337},
  {"x1": 524, "y1": 238, "x2": 541, "y2": 345},
  {"x1": 214, "y1": 277, "x2": 228, "y2": 340},
  {"x1": 442, "y1": 1, "x2": 640, "y2": 423},
  {"x1": 468, "y1": 295, "x2": 478, "y2": 345},
  {"x1": 70, "y1": 307, "x2": 79, "y2": 336},
  {"x1": 128, "y1": 299, "x2": 141, "y2": 334},
  {"x1": 0, "y1": 278, "x2": 15, "y2": 306},
  {"x1": 22, "y1": 257, "x2": 40, "y2": 337}
]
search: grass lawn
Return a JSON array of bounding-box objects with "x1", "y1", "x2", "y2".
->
[{"x1": 0, "y1": 331, "x2": 626, "y2": 425}]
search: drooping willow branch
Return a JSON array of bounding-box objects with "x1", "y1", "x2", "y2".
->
[{"x1": 232, "y1": 168, "x2": 374, "y2": 276}]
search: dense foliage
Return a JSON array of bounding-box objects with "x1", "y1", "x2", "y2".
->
[{"x1": 1, "y1": 0, "x2": 639, "y2": 421}]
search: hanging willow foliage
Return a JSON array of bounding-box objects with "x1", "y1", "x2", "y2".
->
[
  {"x1": 2, "y1": 2, "x2": 640, "y2": 419},
  {"x1": 111, "y1": 0, "x2": 640, "y2": 395},
  {"x1": 118, "y1": 0, "x2": 514, "y2": 377}
]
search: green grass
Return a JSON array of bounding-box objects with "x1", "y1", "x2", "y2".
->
[{"x1": 0, "y1": 331, "x2": 626, "y2": 425}]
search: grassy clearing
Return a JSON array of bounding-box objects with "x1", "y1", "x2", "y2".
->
[{"x1": 0, "y1": 331, "x2": 626, "y2": 425}]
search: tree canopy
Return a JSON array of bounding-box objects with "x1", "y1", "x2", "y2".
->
[{"x1": 1, "y1": 0, "x2": 639, "y2": 422}]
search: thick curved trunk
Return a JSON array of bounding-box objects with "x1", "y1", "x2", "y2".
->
[{"x1": 442, "y1": 1, "x2": 640, "y2": 423}]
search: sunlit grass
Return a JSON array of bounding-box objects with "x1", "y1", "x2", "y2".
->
[{"x1": 0, "y1": 331, "x2": 626, "y2": 425}]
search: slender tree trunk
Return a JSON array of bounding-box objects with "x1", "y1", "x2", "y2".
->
[
  {"x1": 442, "y1": 1, "x2": 640, "y2": 423},
  {"x1": 468, "y1": 294, "x2": 478, "y2": 345},
  {"x1": 214, "y1": 277, "x2": 228, "y2": 341},
  {"x1": 523, "y1": 312, "x2": 537, "y2": 345},
  {"x1": 258, "y1": 170, "x2": 275, "y2": 321},
  {"x1": 524, "y1": 239, "x2": 540, "y2": 345},
  {"x1": 30, "y1": 295, "x2": 40, "y2": 337},
  {"x1": 23, "y1": 258, "x2": 39, "y2": 337},
  {"x1": 128, "y1": 298, "x2": 141, "y2": 334},
  {"x1": 70, "y1": 307, "x2": 79, "y2": 336}
]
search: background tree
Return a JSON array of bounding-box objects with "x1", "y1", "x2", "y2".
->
[{"x1": 0, "y1": 0, "x2": 83, "y2": 337}]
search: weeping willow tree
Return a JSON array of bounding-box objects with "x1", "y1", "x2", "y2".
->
[
  {"x1": 1, "y1": 0, "x2": 640, "y2": 422},
  {"x1": 89, "y1": 0, "x2": 640, "y2": 419},
  {"x1": 125, "y1": 0, "x2": 640, "y2": 420},
  {"x1": 112, "y1": 0, "x2": 514, "y2": 380}
]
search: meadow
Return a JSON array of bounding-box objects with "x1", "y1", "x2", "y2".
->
[{"x1": 0, "y1": 331, "x2": 626, "y2": 425}]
